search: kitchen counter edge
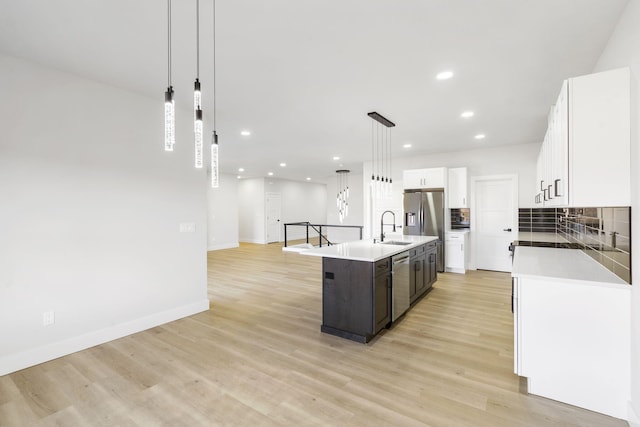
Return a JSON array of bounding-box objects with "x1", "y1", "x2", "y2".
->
[{"x1": 301, "y1": 236, "x2": 439, "y2": 262}]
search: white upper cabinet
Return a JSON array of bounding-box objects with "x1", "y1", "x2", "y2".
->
[
  {"x1": 535, "y1": 68, "x2": 630, "y2": 207},
  {"x1": 447, "y1": 167, "x2": 468, "y2": 208},
  {"x1": 403, "y1": 167, "x2": 446, "y2": 189},
  {"x1": 569, "y1": 68, "x2": 630, "y2": 207}
]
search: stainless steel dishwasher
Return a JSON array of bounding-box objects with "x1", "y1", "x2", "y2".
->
[{"x1": 391, "y1": 251, "x2": 410, "y2": 321}]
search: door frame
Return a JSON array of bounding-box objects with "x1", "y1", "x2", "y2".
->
[
  {"x1": 265, "y1": 192, "x2": 282, "y2": 243},
  {"x1": 469, "y1": 174, "x2": 518, "y2": 271}
]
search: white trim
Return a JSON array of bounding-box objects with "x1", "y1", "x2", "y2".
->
[
  {"x1": 239, "y1": 238, "x2": 266, "y2": 244},
  {"x1": 208, "y1": 242, "x2": 239, "y2": 251},
  {"x1": 0, "y1": 299, "x2": 210, "y2": 376},
  {"x1": 629, "y1": 400, "x2": 640, "y2": 427}
]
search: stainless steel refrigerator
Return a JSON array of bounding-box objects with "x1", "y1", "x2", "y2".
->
[{"x1": 403, "y1": 189, "x2": 445, "y2": 271}]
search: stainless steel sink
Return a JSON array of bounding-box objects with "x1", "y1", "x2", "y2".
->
[{"x1": 381, "y1": 240, "x2": 412, "y2": 246}]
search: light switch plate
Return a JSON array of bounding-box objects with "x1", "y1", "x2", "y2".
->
[
  {"x1": 42, "y1": 311, "x2": 55, "y2": 326},
  {"x1": 179, "y1": 223, "x2": 196, "y2": 233}
]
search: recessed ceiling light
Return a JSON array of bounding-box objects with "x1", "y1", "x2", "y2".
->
[
  {"x1": 237, "y1": 175, "x2": 241, "y2": 179},
  {"x1": 403, "y1": 143, "x2": 412, "y2": 148},
  {"x1": 306, "y1": 177, "x2": 311, "y2": 181},
  {"x1": 238, "y1": 167, "x2": 245, "y2": 172},
  {"x1": 280, "y1": 162, "x2": 286, "y2": 167},
  {"x1": 475, "y1": 134, "x2": 486, "y2": 140},
  {"x1": 436, "y1": 71, "x2": 454, "y2": 80},
  {"x1": 333, "y1": 156, "x2": 340, "y2": 161},
  {"x1": 268, "y1": 172, "x2": 274, "y2": 176},
  {"x1": 461, "y1": 111, "x2": 474, "y2": 118},
  {"x1": 240, "y1": 130, "x2": 251, "y2": 136}
]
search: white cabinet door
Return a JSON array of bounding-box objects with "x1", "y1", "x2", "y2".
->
[
  {"x1": 448, "y1": 167, "x2": 467, "y2": 208},
  {"x1": 550, "y1": 81, "x2": 569, "y2": 206},
  {"x1": 402, "y1": 169, "x2": 424, "y2": 189},
  {"x1": 517, "y1": 275, "x2": 630, "y2": 419},
  {"x1": 569, "y1": 67, "x2": 630, "y2": 207},
  {"x1": 445, "y1": 233, "x2": 465, "y2": 273},
  {"x1": 403, "y1": 167, "x2": 446, "y2": 189}
]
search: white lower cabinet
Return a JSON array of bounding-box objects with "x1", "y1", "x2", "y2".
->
[
  {"x1": 445, "y1": 231, "x2": 467, "y2": 274},
  {"x1": 512, "y1": 275, "x2": 630, "y2": 420}
]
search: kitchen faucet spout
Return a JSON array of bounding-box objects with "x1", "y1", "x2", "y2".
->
[{"x1": 380, "y1": 210, "x2": 396, "y2": 242}]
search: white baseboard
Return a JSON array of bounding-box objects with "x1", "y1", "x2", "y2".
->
[
  {"x1": 0, "y1": 299, "x2": 210, "y2": 376},
  {"x1": 208, "y1": 242, "x2": 239, "y2": 251},
  {"x1": 239, "y1": 238, "x2": 266, "y2": 244},
  {"x1": 629, "y1": 400, "x2": 640, "y2": 427}
]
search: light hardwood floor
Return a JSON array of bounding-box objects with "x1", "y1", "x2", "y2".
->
[{"x1": 0, "y1": 242, "x2": 627, "y2": 426}]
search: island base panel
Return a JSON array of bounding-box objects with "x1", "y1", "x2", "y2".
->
[{"x1": 320, "y1": 325, "x2": 373, "y2": 343}]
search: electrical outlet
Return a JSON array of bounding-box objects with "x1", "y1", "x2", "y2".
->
[{"x1": 42, "y1": 311, "x2": 55, "y2": 326}]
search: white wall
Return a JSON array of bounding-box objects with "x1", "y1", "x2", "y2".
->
[
  {"x1": 207, "y1": 174, "x2": 239, "y2": 250},
  {"x1": 238, "y1": 178, "x2": 266, "y2": 243},
  {"x1": 361, "y1": 142, "x2": 540, "y2": 238},
  {"x1": 593, "y1": 1, "x2": 640, "y2": 424},
  {"x1": 0, "y1": 53, "x2": 209, "y2": 375},
  {"x1": 264, "y1": 178, "x2": 327, "y2": 242}
]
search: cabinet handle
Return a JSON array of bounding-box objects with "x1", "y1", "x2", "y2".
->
[
  {"x1": 462, "y1": 197, "x2": 466, "y2": 206},
  {"x1": 540, "y1": 180, "x2": 545, "y2": 191},
  {"x1": 547, "y1": 184, "x2": 553, "y2": 199},
  {"x1": 543, "y1": 188, "x2": 548, "y2": 201},
  {"x1": 554, "y1": 179, "x2": 562, "y2": 197}
]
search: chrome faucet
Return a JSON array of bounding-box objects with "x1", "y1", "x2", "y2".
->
[{"x1": 380, "y1": 210, "x2": 396, "y2": 242}]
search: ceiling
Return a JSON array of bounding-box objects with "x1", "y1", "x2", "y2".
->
[{"x1": 0, "y1": 0, "x2": 629, "y2": 182}]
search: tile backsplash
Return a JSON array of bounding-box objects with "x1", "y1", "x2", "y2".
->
[{"x1": 518, "y1": 207, "x2": 631, "y2": 284}]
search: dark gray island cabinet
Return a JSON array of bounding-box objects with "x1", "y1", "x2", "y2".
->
[{"x1": 319, "y1": 240, "x2": 437, "y2": 343}]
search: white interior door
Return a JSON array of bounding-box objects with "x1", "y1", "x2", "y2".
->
[
  {"x1": 472, "y1": 175, "x2": 517, "y2": 272},
  {"x1": 266, "y1": 193, "x2": 282, "y2": 243}
]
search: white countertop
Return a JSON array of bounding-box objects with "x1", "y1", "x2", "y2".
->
[
  {"x1": 446, "y1": 229, "x2": 469, "y2": 234},
  {"x1": 512, "y1": 246, "x2": 628, "y2": 288},
  {"x1": 301, "y1": 235, "x2": 438, "y2": 262},
  {"x1": 516, "y1": 232, "x2": 568, "y2": 243}
]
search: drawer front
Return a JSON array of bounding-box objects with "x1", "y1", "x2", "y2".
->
[
  {"x1": 375, "y1": 257, "x2": 391, "y2": 273},
  {"x1": 426, "y1": 241, "x2": 437, "y2": 249},
  {"x1": 410, "y1": 244, "x2": 426, "y2": 257},
  {"x1": 446, "y1": 234, "x2": 463, "y2": 241}
]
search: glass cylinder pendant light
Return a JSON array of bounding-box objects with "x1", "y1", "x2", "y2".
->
[
  {"x1": 193, "y1": 0, "x2": 203, "y2": 168},
  {"x1": 368, "y1": 112, "x2": 395, "y2": 200},
  {"x1": 195, "y1": 108, "x2": 203, "y2": 168},
  {"x1": 336, "y1": 169, "x2": 350, "y2": 223},
  {"x1": 211, "y1": 131, "x2": 219, "y2": 188},
  {"x1": 164, "y1": 0, "x2": 175, "y2": 152},
  {"x1": 210, "y1": 0, "x2": 220, "y2": 188}
]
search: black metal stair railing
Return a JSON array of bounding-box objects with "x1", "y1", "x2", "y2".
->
[{"x1": 283, "y1": 222, "x2": 363, "y2": 248}]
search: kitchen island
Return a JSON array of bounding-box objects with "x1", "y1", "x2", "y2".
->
[{"x1": 303, "y1": 235, "x2": 438, "y2": 343}]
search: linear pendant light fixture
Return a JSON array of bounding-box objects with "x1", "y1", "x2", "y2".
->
[
  {"x1": 193, "y1": 0, "x2": 203, "y2": 168},
  {"x1": 368, "y1": 112, "x2": 395, "y2": 199},
  {"x1": 336, "y1": 169, "x2": 350, "y2": 223},
  {"x1": 164, "y1": 0, "x2": 175, "y2": 151},
  {"x1": 210, "y1": 0, "x2": 219, "y2": 188}
]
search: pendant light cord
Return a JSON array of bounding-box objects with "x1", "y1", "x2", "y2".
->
[
  {"x1": 167, "y1": 0, "x2": 172, "y2": 87},
  {"x1": 196, "y1": 0, "x2": 200, "y2": 80},
  {"x1": 212, "y1": 0, "x2": 217, "y2": 129}
]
